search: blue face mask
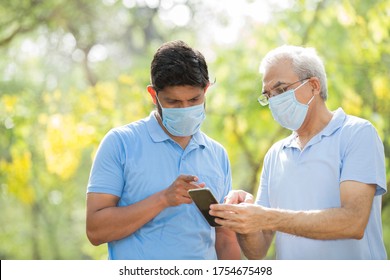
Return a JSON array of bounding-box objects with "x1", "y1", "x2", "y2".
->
[
  {"x1": 156, "y1": 97, "x2": 206, "y2": 137},
  {"x1": 269, "y1": 80, "x2": 314, "y2": 131}
]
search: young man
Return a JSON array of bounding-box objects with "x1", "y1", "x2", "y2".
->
[
  {"x1": 86, "y1": 40, "x2": 240, "y2": 260},
  {"x1": 210, "y1": 45, "x2": 387, "y2": 260}
]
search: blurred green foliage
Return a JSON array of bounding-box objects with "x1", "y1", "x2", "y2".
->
[{"x1": 0, "y1": 0, "x2": 389, "y2": 259}]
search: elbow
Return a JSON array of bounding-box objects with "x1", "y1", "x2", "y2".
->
[
  {"x1": 346, "y1": 221, "x2": 367, "y2": 240},
  {"x1": 88, "y1": 238, "x2": 102, "y2": 247},
  {"x1": 86, "y1": 228, "x2": 105, "y2": 246},
  {"x1": 86, "y1": 217, "x2": 107, "y2": 246},
  {"x1": 243, "y1": 250, "x2": 266, "y2": 260},
  {"x1": 351, "y1": 228, "x2": 365, "y2": 240},
  {"x1": 245, "y1": 253, "x2": 264, "y2": 260},
  {"x1": 354, "y1": 234, "x2": 364, "y2": 240}
]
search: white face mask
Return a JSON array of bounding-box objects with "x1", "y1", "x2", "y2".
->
[
  {"x1": 156, "y1": 96, "x2": 206, "y2": 136},
  {"x1": 268, "y1": 80, "x2": 314, "y2": 131}
]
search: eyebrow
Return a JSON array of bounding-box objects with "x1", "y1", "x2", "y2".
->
[
  {"x1": 163, "y1": 93, "x2": 203, "y2": 102},
  {"x1": 262, "y1": 81, "x2": 287, "y2": 95}
]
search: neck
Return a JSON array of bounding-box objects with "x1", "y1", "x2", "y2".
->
[{"x1": 295, "y1": 103, "x2": 333, "y2": 148}]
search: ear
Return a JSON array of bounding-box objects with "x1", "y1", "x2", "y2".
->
[
  {"x1": 147, "y1": 85, "x2": 157, "y2": 105},
  {"x1": 204, "y1": 82, "x2": 211, "y2": 95},
  {"x1": 309, "y1": 77, "x2": 321, "y2": 96}
]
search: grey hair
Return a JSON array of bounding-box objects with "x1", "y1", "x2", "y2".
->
[{"x1": 259, "y1": 45, "x2": 328, "y2": 100}]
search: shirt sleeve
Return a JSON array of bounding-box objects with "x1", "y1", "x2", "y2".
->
[
  {"x1": 256, "y1": 151, "x2": 270, "y2": 207},
  {"x1": 340, "y1": 123, "x2": 387, "y2": 196},
  {"x1": 220, "y1": 147, "x2": 233, "y2": 204},
  {"x1": 87, "y1": 129, "x2": 125, "y2": 197}
]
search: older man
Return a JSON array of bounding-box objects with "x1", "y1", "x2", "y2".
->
[{"x1": 210, "y1": 45, "x2": 387, "y2": 260}]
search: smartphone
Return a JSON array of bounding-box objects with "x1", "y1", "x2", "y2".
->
[{"x1": 188, "y1": 188, "x2": 221, "y2": 227}]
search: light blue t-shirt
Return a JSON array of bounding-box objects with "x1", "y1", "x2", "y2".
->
[
  {"x1": 257, "y1": 108, "x2": 387, "y2": 259},
  {"x1": 87, "y1": 112, "x2": 232, "y2": 260}
]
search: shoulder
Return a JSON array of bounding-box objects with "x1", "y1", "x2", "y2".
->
[
  {"x1": 198, "y1": 131, "x2": 229, "y2": 157},
  {"x1": 100, "y1": 117, "x2": 149, "y2": 150},
  {"x1": 202, "y1": 132, "x2": 225, "y2": 148},
  {"x1": 342, "y1": 113, "x2": 373, "y2": 130},
  {"x1": 263, "y1": 136, "x2": 290, "y2": 164},
  {"x1": 108, "y1": 117, "x2": 149, "y2": 139},
  {"x1": 340, "y1": 113, "x2": 379, "y2": 139},
  {"x1": 200, "y1": 131, "x2": 226, "y2": 148}
]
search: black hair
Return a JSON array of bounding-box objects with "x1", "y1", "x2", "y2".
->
[{"x1": 150, "y1": 40, "x2": 209, "y2": 92}]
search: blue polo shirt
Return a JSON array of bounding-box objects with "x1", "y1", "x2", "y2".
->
[
  {"x1": 87, "y1": 112, "x2": 231, "y2": 259},
  {"x1": 257, "y1": 108, "x2": 387, "y2": 259}
]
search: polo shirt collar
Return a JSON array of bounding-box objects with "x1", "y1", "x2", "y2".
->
[
  {"x1": 191, "y1": 130, "x2": 207, "y2": 149},
  {"x1": 146, "y1": 111, "x2": 170, "y2": 142},
  {"x1": 282, "y1": 107, "x2": 346, "y2": 149},
  {"x1": 146, "y1": 111, "x2": 207, "y2": 149}
]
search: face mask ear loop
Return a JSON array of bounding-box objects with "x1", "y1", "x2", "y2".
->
[
  {"x1": 294, "y1": 79, "x2": 309, "y2": 91},
  {"x1": 155, "y1": 93, "x2": 161, "y2": 106},
  {"x1": 155, "y1": 94, "x2": 164, "y2": 120},
  {"x1": 307, "y1": 94, "x2": 315, "y2": 105},
  {"x1": 295, "y1": 80, "x2": 314, "y2": 105}
]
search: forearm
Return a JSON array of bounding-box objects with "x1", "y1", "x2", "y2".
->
[
  {"x1": 237, "y1": 230, "x2": 274, "y2": 260},
  {"x1": 87, "y1": 191, "x2": 168, "y2": 245},
  {"x1": 266, "y1": 207, "x2": 367, "y2": 240},
  {"x1": 216, "y1": 243, "x2": 241, "y2": 260},
  {"x1": 215, "y1": 227, "x2": 241, "y2": 260},
  {"x1": 210, "y1": 182, "x2": 374, "y2": 246}
]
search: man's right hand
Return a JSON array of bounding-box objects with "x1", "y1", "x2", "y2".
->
[{"x1": 162, "y1": 175, "x2": 205, "y2": 207}]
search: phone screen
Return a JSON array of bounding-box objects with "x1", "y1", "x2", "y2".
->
[{"x1": 188, "y1": 188, "x2": 221, "y2": 227}]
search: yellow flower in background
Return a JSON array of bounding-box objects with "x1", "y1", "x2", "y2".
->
[
  {"x1": 43, "y1": 114, "x2": 94, "y2": 180},
  {"x1": 373, "y1": 75, "x2": 387, "y2": 100},
  {"x1": 91, "y1": 82, "x2": 117, "y2": 111},
  {"x1": 0, "y1": 149, "x2": 35, "y2": 205},
  {"x1": 1, "y1": 95, "x2": 18, "y2": 114},
  {"x1": 118, "y1": 74, "x2": 135, "y2": 86}
]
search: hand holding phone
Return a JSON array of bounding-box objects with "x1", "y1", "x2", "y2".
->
[{"x1": 188, "y1": 188, "x2": 221, "y2": 227}]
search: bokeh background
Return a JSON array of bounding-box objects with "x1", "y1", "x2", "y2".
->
[{"x1": 0, "y1": 0, "x2": 389, "y2": 260}]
